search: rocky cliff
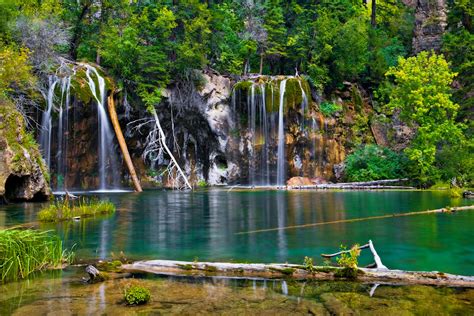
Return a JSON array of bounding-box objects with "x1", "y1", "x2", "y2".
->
[
  {"x1": 413, "y1": 0, "x2": 447, "y2": 53},
  {"x1": 0, "y1": 98, "x2": 51, "y2": 201}
]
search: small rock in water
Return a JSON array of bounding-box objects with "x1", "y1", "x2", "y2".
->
[
  {"x1": 463, "y1": 191, "x2": 473, "y2": 198},
  {"x1": 85, "y1": 265, "x2": 103, "y2": 283}
]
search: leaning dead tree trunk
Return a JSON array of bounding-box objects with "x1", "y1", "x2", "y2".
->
[
  {"x1": 151, "y1": 108, "x2": 192, "y2": 190},
  {"x1": 107, "y1": 93, "x2": 142, "y2": 192},
  {"x1": 321, "y1": 240, "x2": 387, "y2": 270}
]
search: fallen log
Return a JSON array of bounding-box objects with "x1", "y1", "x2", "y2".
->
[
  {"x1": 288, "y1": 185, "x2": 415, "y2": 190},
  {"x1": 121, "y1": 259, "x2": 474, "y2": 288}
]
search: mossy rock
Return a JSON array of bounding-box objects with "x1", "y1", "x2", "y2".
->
[{"x1": 0, "y1": 98, "x2": 51, "y2": 200}]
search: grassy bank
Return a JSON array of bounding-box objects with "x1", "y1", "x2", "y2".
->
[
  {"x1": 0, "y1": 229, "x2": 68, "y2": 283},
  {"x1": 38, "y1": 198, "x2": 116, "y2": 222}
]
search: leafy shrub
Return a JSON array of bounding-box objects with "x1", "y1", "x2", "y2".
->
[
  {"x1": 344, "y1": 144, "x2": 408, "y2": 182},
  {"x1": 303, "y1": 256, "x2": 315, "y2": 273},
  {"x1": 335, "y1": 244, "x2": 360, "y2": 280},
  {"x1": 196, "y1": 179, "x2": 208, "y2": 188},
  {"x1": 124, "y1": 285, "x2": 151, "y2": 306},
  {"x1": 319, "y1": 101, "x2": 342, "y2": 117},
  {"x1": 336, "y1": 244, "x2": 360, "y2": 269}
]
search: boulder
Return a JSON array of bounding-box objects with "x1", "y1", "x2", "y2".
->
[{"x1": 287, "y1": 176, "x2": 313, "y2": 186}]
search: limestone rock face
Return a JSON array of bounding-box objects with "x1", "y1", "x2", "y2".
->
[
  {"x1": 0, "y1": 100, "x2": 51, "y2": 201},
  {"x1": 413, "y1": 0, "x2": 447, "y2": 53}
]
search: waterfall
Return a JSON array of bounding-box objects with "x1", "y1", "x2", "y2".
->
[
  {"x1": 248, "y1": 84, "x2": 256, "y2": 184},
  {"x1": 84, "y1": 64, "x2": 120, "y2": 190},
  {"x1": 38, "y1": 63, "x2": 121, "y2": 191},
  {"x1": 276, "y1": 79, "x2": 287, "y2": 185},
  {"x1": 233, "y1": 76, "x2": 308, "y2": 186},
  {"x1": 40, "y1": 76, "x2": 59, "y2": 170},
  {"x1": 56, "y1": 76, "x2": 71, "y2": 190},
  {"x1": 298, "y1": 80, "x2": 308, "y2": 131},
  {"x1": 260, "y1": 84, "x2": 270, "y2": 184}
]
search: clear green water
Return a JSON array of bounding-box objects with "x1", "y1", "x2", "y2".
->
[
  {"x1": 1, "y1": 190, "x2": 472, "y2": 275},
  {"x1": 1, "y1": 268, "x2": 474, "y2": 315}
]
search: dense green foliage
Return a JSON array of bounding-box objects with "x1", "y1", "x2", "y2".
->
[
  {"x1": 345, "y1": 145, "x2": 407, "y2": 182},
  {"x1": 124, "y1": 285, "x2": 151, "y2": 306},
  {"x1": 38, "y1": 198, "x2": 116, "y2": 222},
  {"x1": 0, "y1": 229, "x2": 67, "y2": 283},
  {"x1": 319, "y1": 101, "x2": 343, "y2": 117},
  {"x1": 384, "y1": 52, "x2": 468, "y2": 185}
]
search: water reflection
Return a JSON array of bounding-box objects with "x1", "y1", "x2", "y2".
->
[{"x1": 0, "y1": 190, "x2": 471, "y2": 274}]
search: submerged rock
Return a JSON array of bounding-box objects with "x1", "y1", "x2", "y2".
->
[{"x1": 0, "y1": 99, "x2": 50, "y2": 201}]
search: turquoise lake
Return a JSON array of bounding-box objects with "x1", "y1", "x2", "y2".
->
[{"x1": 1, "y1": 189, "x2": 472, "y2": 275}]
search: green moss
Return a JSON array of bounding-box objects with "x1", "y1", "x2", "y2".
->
[
  {"x1": 334, "y1": 267, "x2": 360, "y2": 279},
  {"x1": 233, "y1": 81, "x2": 253, "y2": 93},
  {"x1": 269, "y1": 267, "x2": 296, "y2": 276},
  {"x1": 314, "y1": 266, "x2": 338, "y2": 273},
  {"x1": 124, "y1": 285, "x2": 151, "y2": 306},
  {"x1": 204, "y1": 265, "x2": 218, "y2": 272},
  {"x1": 97, "y1": 260, "x2": 123, "y2": 272},
  {"x1": 177, "y1": 264, "x2": 194, "y2": 270},
  {"x1": 284, "y1": 78, "x2": 303, "y2": 112},
  {"x1": 351, "y1": 85, "x2": 364, "y2": 111}
]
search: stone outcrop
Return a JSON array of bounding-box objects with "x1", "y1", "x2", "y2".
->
[
  {"x1": 0, "y1": 99, "x2": 51, "y2": 201},
  {"x1": 413, "y1": 0, "x2": 447, "y2": 53}
]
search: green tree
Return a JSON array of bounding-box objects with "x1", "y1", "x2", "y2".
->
[
  {"x1": 0, "y1": 45, "x2": 36, "y2": 96},
  {"x1": 263, "y1": 0, "x2": 287, "y2": 74},
  {"x1": 384, "y1": 52, "x2": 465, "y2": 183}
]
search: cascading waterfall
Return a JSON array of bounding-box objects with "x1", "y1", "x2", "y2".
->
[
  {"x1": 84, "y1": 64, "x2": 120, "y2": 190},
  {"x1": 298, "y1": 80, "x2": 308, "y2": 131},
  {"x1": 38, "y1": 63, "x2": 121, "y2": 191},
  {"x1": 55, "y1": 76, "x2": 72, "y2": 190},
  {"x1": 40, "y1": 76, "x2": 59, "y2": 170},
  {"x1": 276, "y1": 79, "x2": 287, "y2": 185},
  {"x1": 232, "y1": 76, "x2": 309, "y2": 186}
]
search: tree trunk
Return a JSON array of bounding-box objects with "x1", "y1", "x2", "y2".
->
[
  {"x1": 259, "y1": 53, "x2": 264, "y2": 75},
  {"x1": 107, "y1": 93, "x2": 143, "y2": 192},
  {"x1": 371, "y1": 0, "x2": 376, "y2": 27}
]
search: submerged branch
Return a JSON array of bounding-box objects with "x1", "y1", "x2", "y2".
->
[{"x1": 236, "y1": 205, "x2": 474, "y2": 235}]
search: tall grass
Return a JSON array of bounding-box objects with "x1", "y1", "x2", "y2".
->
[
  {"x1": 38, "y1": 197, "x2": 116, "y2": 222},
  {"x1": 0, "y1": 229, "x2": 70, "y2": 283}
]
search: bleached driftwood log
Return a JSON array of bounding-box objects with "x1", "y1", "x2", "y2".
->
[{"x1": 121, "y1": 259, "x2": 474, "y2": 287}]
